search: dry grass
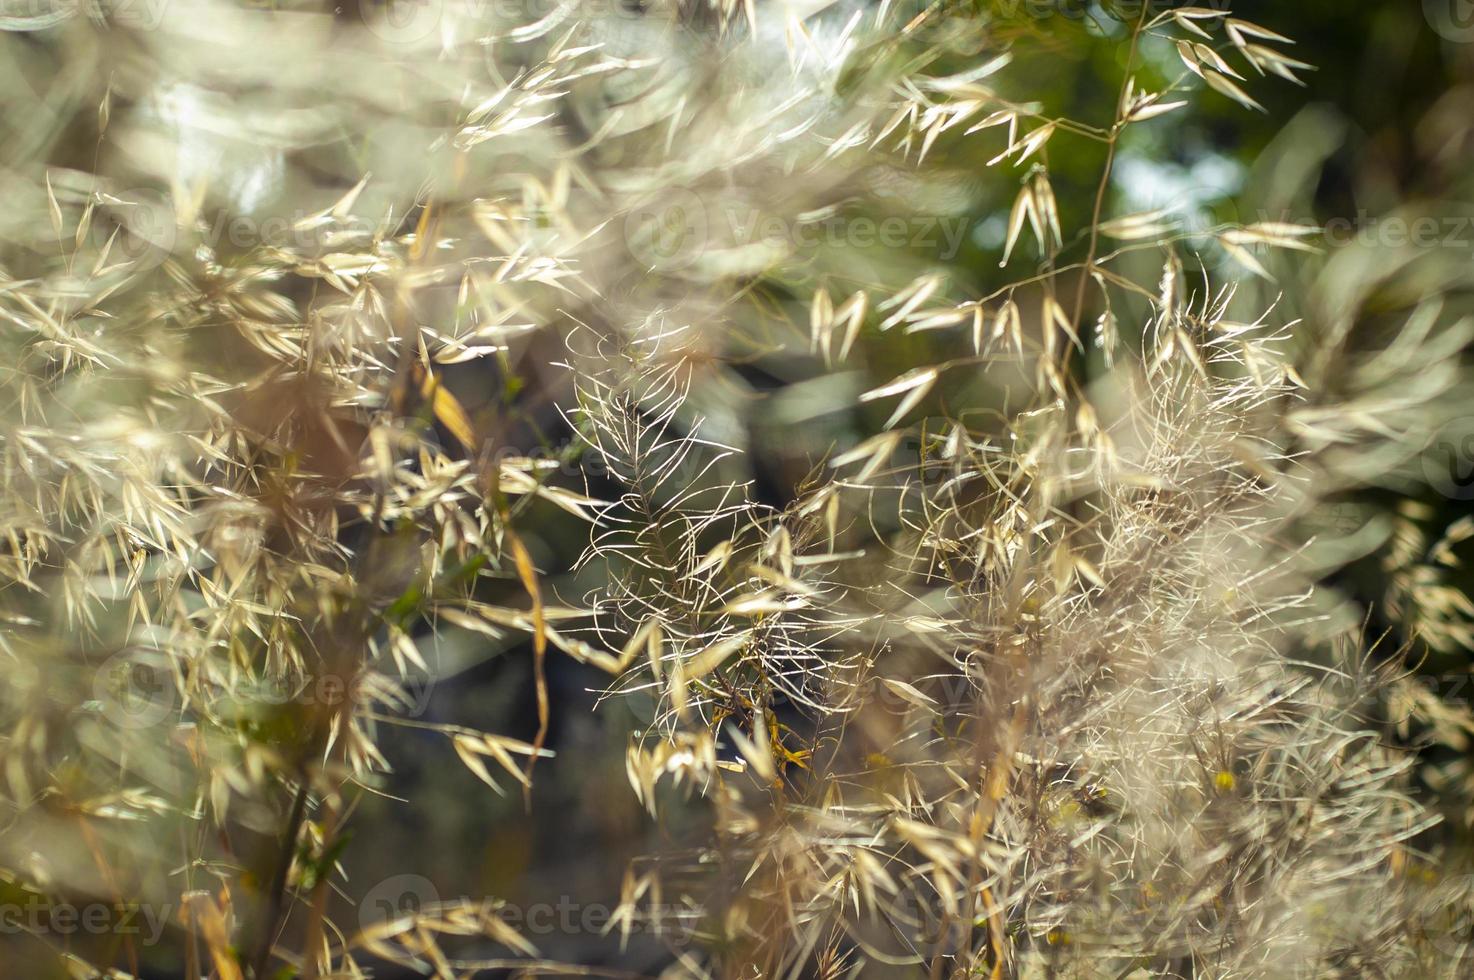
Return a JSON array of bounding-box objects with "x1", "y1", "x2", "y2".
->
[{"x1": 1, "y1": 2, "x2": 1472, "y2": 978}]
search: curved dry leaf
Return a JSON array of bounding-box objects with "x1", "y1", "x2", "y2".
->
[
  {"x1": 880, "y1": 677, "x2": 937, "y2": 711},
  {"x1": 1203, "y1": 69, "x2": 1265, "y2": 112},
  {"x1": 684, "y1": 633, "x2": 750, "y2": 682}
]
